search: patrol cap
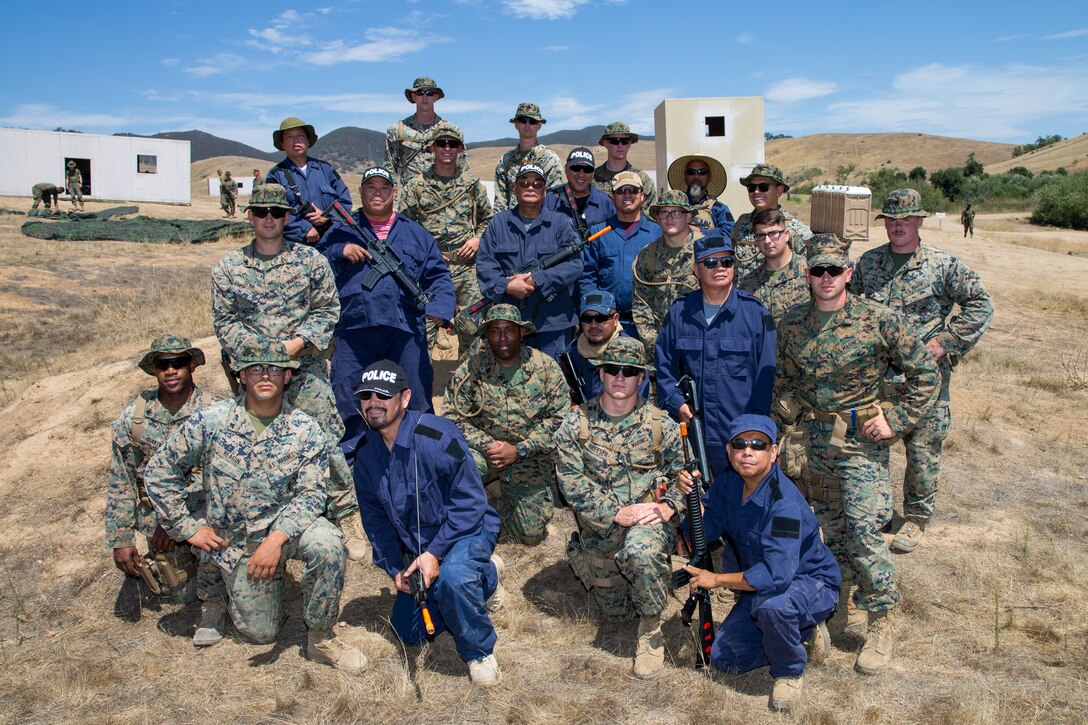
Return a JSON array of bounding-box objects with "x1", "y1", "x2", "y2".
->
[
  {"x1": 598, "y1": 121, "x2": 639, "y2": 145},
  {"x1": 694, "y1": 231, "x2": 734, "y2": 261},
  {"x1": 244, "y1": 183, "x2": 294, "y2": 211},
  {"x1": 480, "y1": 303, "x2": 537, "y2": 335},
  {"x1": 806, "y1": 233, "x2": 851, "y2": 267},
  {"x1": 273, "y1": 117, "x2": 318, "y2": 151},
  {"x1": 362, "y1": 166, "x2": 395, "y2": 185},
  {"x1": 875, "y1": 188, "x2": 930, "y2": 220},
  {"x1": 516, "y1": 164, "x2": 546, "y2": 181},
  {"x1": 649, "y1": 189, "x2": 695, "y2": 216},
  {"x1": 405, "y1": 76, "x2": 444, "y2": 102},
  {"x1": 612, "y1": 170, "x2": 642, "y2": 193},
  {"x1": 138, "y1": 334, "x2": 206, "y2": 375},
  {"x1": 354, "y1": 360, "x2": 409, "y2": 397},
  {"x1": 587, "y1": 336, "x2": 650, "y2": 371},
  {"x1": 230, "y1": 341, "x2": 300, "y2": 373},
  {"x1": 728, "y1": 413, "x2": 777, "y2": 443},
  {"x1": 667, "y1": 153, "x2": 727, "y2": 198},
  {"x1": 567, "y1": 147, "x2": 595, "y2": 168},
  {"x1": 579, "y1": 291, "x2": 617, "y2": 315},
  {"x1": 510, "y1": 102, "x2": 546, "y2": 124},
  {"x1": 739, "y1": 163, "x2": 789, "y2": 192},
  {"x1": 429, "y1": 120, "x2": 464, "y2": 144}
]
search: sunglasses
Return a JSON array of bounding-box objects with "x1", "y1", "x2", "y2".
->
[
  {"x1": 605, "y1": 137, "x2": 632, "y2": 145},
  {"x1": 808, "y1": 265, "x2": 847, "y2": 277},
  {"x1": 433, "y1": 139, "x2": 461, "y2": 149},
  {"x1": 515, "y1": 116, "x2": 542, "y2": 125},
  {"x1": 568, "y1": 164, "x2": 594, "y2": 174},
  {"x1": 414, "y1": 90, "x2": 438, "y2": 97},
  {"x1": 729, "y1": 437, "x2": 771, "y2": 451},
  {"x1": 614, "y1": 186, "x2": 641, "y2": 195},
  {"x1": 250, "y1": 207, "x2": 288, "y2": 219},
  {"x1": 243, "y1": 364, "x2": 286, "y2": 377},
  {"x1": 152, "y1": 355, "x2": 192, "y2": 371},
  {"x1": 657, "y1": 210, "x2": 686, "y2": 219},
  {"x1": 359, "y1": 390, "x2": 395, "y2": 401},
  {"x1": 700, "y1": 256, "x2": 735, "y2": 269},
  {"x1": 685, "y1": 168, "x2": 709, "y2": 176},
  {"x1": 746, "y1": 182, "x2": 773, "y2": 193},
  {"x1": 516, "y1": 179, "x2": 545, "y2": 189},
  {"x1": 753, "y1": 229, "x2": 786, "y2": 242},
  {"x1": 601, "y1": 364, "x2": 642, "y2": 378},
  {"x1": 580, "y1": 313, "x2": 613, "y2": 324}
]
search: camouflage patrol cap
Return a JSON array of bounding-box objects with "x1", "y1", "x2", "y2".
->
[
  {"x1": 429, "y1": 120, "x2": 464, "y2": 144},
  {"x1": 612, "y1": 170, "x2": 643, "y2": 193},
  {"x1": 510, "y1": 102, "x2": 546, "y2": 124},
  {"x1": 875, "y1": 188, "x2": 930, "y2": 220},
  {"x1": 230, "y1": 340, "x2": 300, "y2": 373},
  {"x1": 649, "y1": 189, "x2": 695, "y2": 216},
  {"x1": 66, "y1": 160, "x2": 76, "y2": 169},
  {"x1": 244, "y1": 183, "x2": 294, "y2": 211},
  {"x1": 694, "y1": 231, "x2": 734, "y2": 261},
  {"x1": 739, "y1": 163, "x2": 789, "y2": 192},
  {"x1": 480, "y1": 304, "x2": 537, "y2": 335},
  {"x1": 516, "y1": 163, "x2": 546, "y2": 180},
  {"x1": 587, "y1": 336, "x2": 650, "y2": 371},
  {"x1": 405, "y1": 76, "x2": 444, "y2": 102},
  {"x1": 273, "y1": 117, "x2": 318, "y2": 151},
  {"x1": 667, "y1": 153, "x2": 728, "y2": 198},
  {"x1": 138, "y1": 334, "x2": 206, "y2": 375},
  {"x1": 806, "y1": 233, "x2": 851, "y2": 267},
  {"x1": 598, "y1": 122, "x2": 639, "y2": 145}
]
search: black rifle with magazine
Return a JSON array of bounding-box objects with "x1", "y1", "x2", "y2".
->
[
  {"x1": 274, "y1": 168, "x2": 334, "y2": 242},
  {"x1": 557, "y1": 351, "x2": 588, "y2": 405}
]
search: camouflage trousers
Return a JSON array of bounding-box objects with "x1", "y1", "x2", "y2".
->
[
  {"x1": 900, "y1": 402, "x2": 951, "y2": 524},
  {"x1": 804, "y1": 422, "x2": 899, "y2": 612},
  {"x1": 473, "y1": 452, "x2": 555, "y2": 545},
  {"x1": 67, "y1": 181, "x2": 83, "y2": 208},
  {"x1": 287, "y1": 359, "x2": 359, "y2": 521},
  {"x1": 210, "y1": 518, "x2": 346, "y2": 643},
  {"x1": 579, "y1": 522, "x2": 676, "y2": 621},
  {"x1": 428, "y1": 260, "x2": 481, "y2": 356},
  {"x1": 220, "y1": 193, "x2": 236, "y2": 216}
]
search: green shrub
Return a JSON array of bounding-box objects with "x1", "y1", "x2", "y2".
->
[{"x1": 1031, "y1": 171, "x2": 1088, "y2": 230}]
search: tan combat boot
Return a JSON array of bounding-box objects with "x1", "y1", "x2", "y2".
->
[
  {"x1": 855, "y1": 609, "x2": 895, "y2": 675},
  {"x1": 805, "y1": 621, "x2": 831, "y2": 665},
  {"x1": 307, "y1": 629, "x2": 368, "y2": 673},
  {"x1": 828, "y1": 582, "x2": 866, "y2": 638},
  {"x1": 769, "y1": 675, "x2": 804, "y2": 712},
  {"x1": 633, "y1": 615, "x2": 665, "y2": 679},
  {"x1": 487, "y1": 554, "x2": 506, "y2": 611},
  {"x1": 337, "y1": 515, "x2": 369, "y2": 562},
  {"x1": 890, "y1": 520, "x2": 926, "y2": 554},
  {"x1": 193, "y1": 599, "x2": 227, "y2": 647}
]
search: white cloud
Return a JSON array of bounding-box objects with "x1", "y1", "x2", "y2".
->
[
  {"x1": 1043, "y1": 27, "x2": 1088, "y2": 40},
  {"x1": 302, "y1": 28, "x2": 452, "y2": 65},
  {"x1": 994, "y1": 34, "x2": 1026, "y2": 42},
  {"x1": 736, "y1": 32, "x2": 754, "y2": 45},
  {"x1": 161, "y1": 58, "x2": 180, "y2": 66},
  {"x1": 542, "y1": 45, "x2": 570, "y2": 52},
  {"x1": 765, "y1": 78, "x2": 839, "y2": 104},
  {"x1": 247, "y1": 10, "x2": 313, "y2": 51},
  {"x1": 502, "y1": 0, "x2": 590, "y2": 20},
  {"x1": 0, "y1": 104, "x2": 133, "y2": 132},
  {"x1": 184, "y1": 53, "x2": 246, "y2": 77}
]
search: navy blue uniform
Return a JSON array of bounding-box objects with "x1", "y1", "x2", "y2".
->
[
  {"x1": 581, "y1": 215, "x2": 662, "y2": 337},
  {"x1": 267, "y1": 157, "x2": 353, "y2": 245},
  {"x1": 562, "y1": 331, "x2": 650, "y2": 402},
  {"x1": 703, "y1": 463, "x2": 840, "y2": 677},
  {"x1": 545, "y1": 184, "x2": 616, "y2": 233},
  {"x1": 354, "y1": 410, "x2": 501, "y2": 662},
  {"x1": 655, "y1": 289, "x2": 776, "y2": 475}
]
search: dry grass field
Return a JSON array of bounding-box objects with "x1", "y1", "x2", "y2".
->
[{"x1": 1, "y1": 169, "x2": 1087, "y2": 724}]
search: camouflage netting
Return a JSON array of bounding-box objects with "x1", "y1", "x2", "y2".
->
[{"x1": 21, "y1": 209, "x2": 251, "y2": 244}]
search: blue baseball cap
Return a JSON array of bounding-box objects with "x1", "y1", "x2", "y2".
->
[
  {"x1": 579, "y1": 291, "x2": 617, "y2": 315},
  {"x1": 694, "y1": 231, "x2": 734, "y2": 262},
  {"x1": 728, "y1": 414, "x2": 777, "y2": 443}
]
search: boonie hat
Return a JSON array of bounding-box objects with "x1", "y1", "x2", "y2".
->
[
  {"x1": 875, "y1": 188, "x2": 930, "y2": 220},
  {"x1": 598, "y1": 121, "x2": 639, "y2": 145},
  {"x1": 230, "y1": 340, "x2": 300, "y2": 373},
  {"x1": 580, "y1": 291, "x2": 617, "y2": 316},
  {"x1": 611, "y1": 171, "x2": 642, "y2": 193},
  {"x1": 516, "y1": 164, "x2": 546, "y2": 180},
  {"x1": 587, "y1": 336, "x2": 650, "y2": 371},
  {"x1": 67, "y1": 160, "x2": 76, "y2": 169},
  {"x1": 429, "y1": 120, "x2": 464, "y2": 144},
  {"x1": 138, "y1": 334, "x2": 206, "y2": 375},
  {"x1": 480, "y1": 304, "x2": 537, "y2": 336},
  {"x1": 806, "y1": 233, "x2": 851, "y2": 267},
  {"x1": 362, "y1": 166, "x2": 395, "y2": 185},
  {"x1": 649, "y1": 189, "x2": 695, "y2": 217},
  {"x1": 273, "y1": 117, "x2": 318, "y2": 151},
  {"x1": 354, "y1": 360, "x2": 410, "y2": 397},
  {"x1": 405, "y1": 76, "x2": 444, "y2": 102},
  {"x1": 567, "y1": 147, "x2": 595, "y2": 168},
  {"x1": 667, "y1": 153, "x2": 728, "y2": 198},
  {"x1": 510, "y1": 102, "x2": 546, "y2": 124},
  {"x1": 739, "y1": 163, "x2": 789, "y2": 192},
  {"x1": 244, "y1": 183, "x2": 294, "y2": 211},
  {"x1": 728, "y1": 413, "x2": 777, "y2": 443},
  {"x1": 694, "y1": 232, "x2": 734, "y2": 261}
]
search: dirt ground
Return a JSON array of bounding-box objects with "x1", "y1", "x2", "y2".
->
[{"x1": 0, "y1": 188, "x2": 1086, "y2": 724}]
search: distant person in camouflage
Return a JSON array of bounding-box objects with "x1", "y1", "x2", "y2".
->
[
  {"x1": 493, "y1": 103, "x2": 563, "y2": 214},
  {"x1": 398, "y1": 121, "x2": 493, "y2": 355},
  {"x1": 853, "y1": 189, "x2": 994, "y2": 554},
  {"x1": 386, "y1": 76, "x2": 467, "y2": 186},
  {"x1": 30, "y1": 182, "x2": 63, "y2": 210},
  {"x1": 66, "y1": 160, "x2": 84, "y2": 210},
  {"x1": 666, "y1": 153, "x2": 734, "y2": 234},
  {"x1": 211, "y1": 182, "x2": 367, "y2": 561},
  {"x1": 738, "y1": 207, "x2": 810, "y2": 323},
  {"x1": 592, "y1": 122, "x2": 656, "y2": 214},
  {"x1": 544, "y1": 147, "x2": 616, "y2": 236},
  {"x1": 731, "y1": 163, "x2": 812, "y2": 279},
  {"x1": 775, "y1": 233, "x2": 939, "y2": 676},
  {"x1": 443, "y1": 305, "x2": 570, "y2": 545},
  {"x1": 556, "y1": 336, "x2": 685, "y2": 680},
  {"x1": 631, "y1": 190, "x2": 699, "y2": 351},
  {"x1": 252, "y1": 169, "x2": 262, "y2": 189},
  {"x1": 217, "y1": 170, "x2": 238, "y2": 218},
  {"x1": 145, "y1": 342, "x2": 367, "y2": 672},
  {"x1": 960, "y1": 202, "x2": 975, "y2": 238},
  {"x1": 106, "y1": 335, "x2": 220, "y2": 608}
]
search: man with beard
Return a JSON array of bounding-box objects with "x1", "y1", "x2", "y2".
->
[
  {"x1": 665, "y1": 153, "x2": 733, "y2": 234},
  {"x1": 561, "y1": 291, "x2": 649, "y2": 402}
]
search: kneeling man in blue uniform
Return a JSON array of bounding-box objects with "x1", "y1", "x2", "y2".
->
[
  {"x1": 681, "y1": 414, "x2": 840, "y2": 712},
  {"x1": 352, "y1": 360, "x2": 504, "y2": 687}
]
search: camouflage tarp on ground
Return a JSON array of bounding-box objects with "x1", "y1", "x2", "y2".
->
[{"x1": 21, "y1": 215, "x2": 251, "y2": 244}]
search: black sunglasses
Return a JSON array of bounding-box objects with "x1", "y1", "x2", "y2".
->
[
  {"x1": 580, "y1": 313, "x2": 613, "y2": 324},
  {"x1": 746, "y1": 182, "x2": 773, "y2": 193},
  {"x1": 433, "y1": 139, "x2": 461, "y2": 148},
  {"x1": 250, "y1": 207, "x2": 289, "y2": 219},
  {"x1": 152, "y1": 355, "x2": 192, "y2": 371},
  {"x1": 515, "y1": 116, "x2": 542, "y2": 125},
  {"x1": 605, "y1": 137, "x2": 632, "y2": 145},
  {"x1": 729, "y1": 437, "x2": 771, "y2": 451},
  {"x1": 601, "y1": 364, "x2": 642, "y2": 378},
  {"x1": 414, "y1": 90, "x2": 438, "y2": 97},
  {"x1": 568, "y1": 164, "x2": 594, "y2": 174},
  {"x1": 685, "y1": 168, "x2": 709, "y2": 176},
  {"x1": 517, "y1": 179, "x2": 545, "y2": 189},
  {"x1": 700, "y1": 256, "x2": 735, "y2": 269},
  {"x1": 359, "y1": 390, "x2": 395, "y2": 401},
  {"x1": 614, "y1": 186, "x2": 641, "y2": 195},
  {"x1": 808, "y1": 265, "x2": 847, "y2": 277}
]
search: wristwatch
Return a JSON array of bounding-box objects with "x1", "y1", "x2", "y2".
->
[
  {"x1": 660, "y1": 499, "x2": 678, "y2": 514},
  {"x1": 515, "y1": 443, "x2": 529, "y2": 459}
]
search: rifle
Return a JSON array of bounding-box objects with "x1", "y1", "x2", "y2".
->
[
  {"x1": 220, "y1": 349, "x2": 240, "y2": 396},
  {"x1": 557, "y1": 351, "x2": 588, "y2": 405},
  {"x1": 276, "y1": 169, "x2": 333, "y2": 242},
  {"x1": 676, "y1": 420, "x2": 716, "y2": 669},
  {"x1": 407, "y1": 568, "x2": 436, "y2": 637},
  {"x1": 454, "y1": 225, "x2": 612, "y2": 336},
  {"x1": 678, "y1": 375, "x2": 714, "y2": 488}
]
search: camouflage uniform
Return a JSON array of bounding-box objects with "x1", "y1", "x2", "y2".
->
[
  {"x1": 144, "y1": 396, "x2": 345, "y2": 642},
  {"x1": 31, "y1": 183, "x2": 61, "y2": 210},
  {"x1": 960, "y1": 206, "x2": 975, "y2": 237},
  {"x1": 443, "y1": 311, "x2": 570, "y2": 544},
  {"x1": 631, "y1": 230, "x2": 698, "y2": 352},
  {"x1": 852, "y1": 237, "x2": 993, "y2": 525},
  {"x1": 556, "y1": 394, "x2": 685, "y2": 620},
  {"x1": 386, "y1": 113, "x2": 446, "y2": 186},
  {"x1": 218, "y1": 172, "x2": 238, "y2": 217},
  {"x1": 493, "y1": 145, "x2": 564, "y2": 214},
  {"x1": 737, "y1": 251, "x2": 811, "y2": 323},
  {"x1": 66, "y1": 162, "x2": 84, "y2": 210},
  {"x1": 776, "y1": 260, "x2": 939, "y2": 612},
  {"x1": 731, "y1": 209, "x2": 812, "y2": 279}
]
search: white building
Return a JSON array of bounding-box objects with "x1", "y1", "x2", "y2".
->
[{"x1": 0, "y1": 128, "x2": 191, "y2": 204}]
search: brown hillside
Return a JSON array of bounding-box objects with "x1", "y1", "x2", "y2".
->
[{"x1": 987, "y1": 133, "x2": 1088, "y2": 175}]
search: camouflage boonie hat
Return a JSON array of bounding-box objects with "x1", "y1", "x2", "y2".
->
[
  {"x1": 510, "y1": 102, "x2": 546, "y2": 124},
  {"x1": 230, "y1": 340, "x2": 300, "y2": 373},
  {"x1": 649, "y1": 189, "x2": 695, "y2": 216},
  {"x1": 66, "y1": 160, "x2": 76, "y2": 169},
  {"x1": 405, "y1": 76, "x2": 444, "y2": 102},
  {"x1": 223, "y1": 170, "x2": 232, "y2": 178},
  {"x1": 612, "y1": 170, "x2": 643, "y2": 192},
  {"x1": 739, "y1": 163, "x2": 789, "y2": 192},
  {"x1": 138, "y1": 334, "x2": 206, "y2": 375},
  {"x1": 875, "y1": 188, "x2": 930, "y2": 220},
  {"x1": 806, "y1": 233, "x2": 851, "y2": 267},
  {"x1": 588, "y1": 336, "x2": 650, "y2": 371},
  {"x1": 243, "y1": 183, "x2": 294, "y2": 211},
  {"x1": 480, "y1": 304, "x2": 537, "y2": 336},
  {"x1": 429, "y1": 120, "x2": 464, "y2": 144},
  {"x1": 273, "y1": 117, "x2": 318, "y2": 151},
  {"x1": 667, "y1": 153, "x2": 728, "y2": 198},
  {"x1": 598, "y1": 121, "x2": 639, "y2": 145}
]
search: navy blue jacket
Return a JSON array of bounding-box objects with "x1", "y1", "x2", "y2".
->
[
  {"x1": 545, "y1": 184, "x2": 616, "y2": 235},
  {"x1": 582, "y1": 215, "x2": 662, "y2": 314},
  {"x1": 703, "y1": 463, "x2": 840, "y2": 602},
  {"x1": 354, "y1": 410, "x2": 500, "y2": 577},
  {"x1": 319, "y1": 212, "x2": 455, "y2": 334},
  {"x1": 655, "y1": 288, "x2": 776, "y2": 447},
  {"x1": 563, "y1": 331, "x2": 650, "y2": 401},
  {"x1": 267, "y1": 157, "x2": 353, "y2": 245},
  {"x1": 477, "y1": 208, "x2": 583, "y2": 334}
]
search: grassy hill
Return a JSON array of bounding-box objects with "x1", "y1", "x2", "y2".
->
[
  {"x1": 987, "y1": 133, "x2": 1088, "y2": 175},
  {"x1": 311, "y1": 126, "x2": 387, "y2": 174},
  {"x1": 147, "y1": 130, "x2": 280, "y2": 163}
]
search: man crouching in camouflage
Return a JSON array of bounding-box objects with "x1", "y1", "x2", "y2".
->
[
  {"x1": 555, "y1": 336, "x2": 686, "y2": 679},
  {"x1": 145, "y1": 342, "x2": 366, "y2": 672},
  {"x1": 106, "y1": 335, "x2": 222, "y2": 609}
]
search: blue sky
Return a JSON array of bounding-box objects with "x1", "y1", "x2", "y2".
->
[{"x1": 2, "y1": 0, "x2": 1086, "y2": 152}]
